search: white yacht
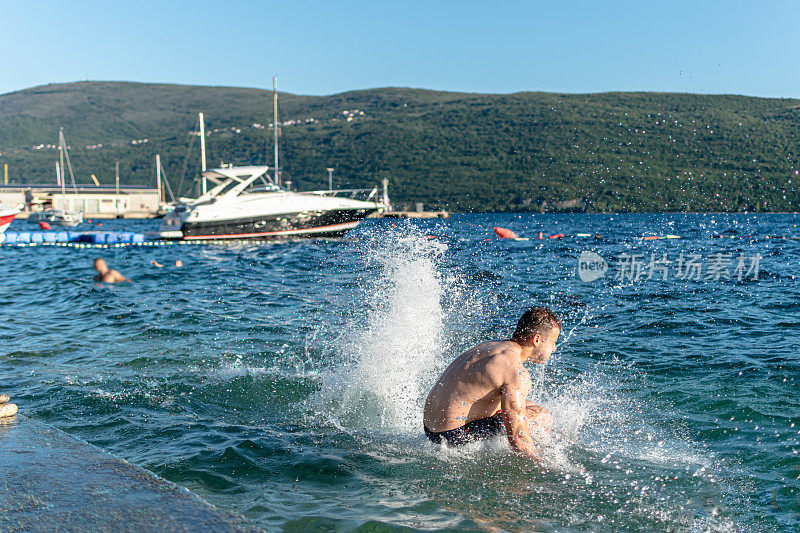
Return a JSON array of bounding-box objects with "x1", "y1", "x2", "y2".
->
[
  {"x1": 159, "y1": 77, "x2": 383, "y2": 240},
  {"x1": 158, "y1": 165, "x2": 383, "y2": 240}
]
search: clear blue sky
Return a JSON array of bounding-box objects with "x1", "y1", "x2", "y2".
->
[{"x1": 1, "y1": 0, "x2": 798, "y2": 98}]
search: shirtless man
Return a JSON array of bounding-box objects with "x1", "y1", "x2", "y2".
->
[
  {"x1": 423, "y1": 307, "x2": 560, "y2": 460},
  {"x1": 93, "y1": 258, "x2": 129, "y2": 283}
]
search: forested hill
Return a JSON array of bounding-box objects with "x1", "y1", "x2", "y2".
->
[{"x1": 2, "y1": 81, "x2": 800, "y2": 212}]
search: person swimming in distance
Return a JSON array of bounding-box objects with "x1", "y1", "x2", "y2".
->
[
  {"x1": 150, "y1": 259, "x2": 182, "y2": 268},
  {"x1": 423, "y1": 307, "x2": 560, "y2": 461},
  {"x1": 93, "y1": 258, "x2": 130, "y2": 283}
]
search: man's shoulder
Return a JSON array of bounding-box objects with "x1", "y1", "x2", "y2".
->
[
  {"x1": 485, "y1": 340, "x2": 523, "y2": 363},
  {"x1": 482, "y1": 341, "x2": 525, "y2": 379}
]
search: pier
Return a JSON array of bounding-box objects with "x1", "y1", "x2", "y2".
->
[
  {"x1": 380, "y1": 201, "x2": 449, "y2": 219},
  {"x1": 0, "y1": 416, "x2": 260, "y2": 532},
  {"x1": 381, "y1": 209, "x2": 450, "y2": 219}
]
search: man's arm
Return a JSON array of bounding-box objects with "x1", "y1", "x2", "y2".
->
[{"x1": 500, "y1": 370, "x2": 539, "y2": 461}]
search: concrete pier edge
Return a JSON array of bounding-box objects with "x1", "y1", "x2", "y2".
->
[{"x1": 0, "y1": 415, "x2": 263, "y2": 532}]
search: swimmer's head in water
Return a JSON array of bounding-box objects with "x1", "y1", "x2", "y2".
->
[
  {"x1": 511, "y1": 307, "x2": 561, "y2": 361},
  {"x1": 93, "y1": 258, "x2": 108, "y2": 273}
]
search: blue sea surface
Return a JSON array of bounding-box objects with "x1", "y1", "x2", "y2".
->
[{"x1": 2, "y1": 213, "x2": 799, "y2": 531}]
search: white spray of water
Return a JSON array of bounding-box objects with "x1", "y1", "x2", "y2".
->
[
  {"x1": 311, "y1": 231, "x2": 453, "y2": 434},
  {"x1": 301, "y1": 232, "x2": 750, "y2": 529},
  {"x1": 309, "y1": 231, "x2": 711, "y2": 464},
  {"x1": 310, "y1": 233, "x2": 615, "y2": 462}
]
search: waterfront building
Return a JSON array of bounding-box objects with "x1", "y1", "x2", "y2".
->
[{"x1": 0, "y1": 184, "x2": 160, "y2": 219}]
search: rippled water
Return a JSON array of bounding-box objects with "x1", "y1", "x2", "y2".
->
[{"x1": 2, "y1": 213, "x2": 799, "y2": 531}]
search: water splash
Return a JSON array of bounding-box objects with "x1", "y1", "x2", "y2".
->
[
  {"x1": 311, "y1": 229, "x2": 453, "y2": 434},
  {"x1": 303, "y1": 227, "x2": 751, "y2": 529}
]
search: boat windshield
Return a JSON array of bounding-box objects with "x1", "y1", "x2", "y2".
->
[{"x1": 243, "y1": 184, "x2": 283, "y2": 194}]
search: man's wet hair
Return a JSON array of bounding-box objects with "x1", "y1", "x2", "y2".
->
[{"x1": 512, "y1": 307, "x2": 561, "y2": 343}]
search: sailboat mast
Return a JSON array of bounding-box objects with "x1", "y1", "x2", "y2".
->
[
  {"x1": 58, "y1": 129, "x2": 66, "y2": 206},
  {"x1": 115, "y1": 161, "x2": 121, "y2": 216},
  {"x1": 199, "y1": 112, "x2": 207, "y2": 195},
  {"x1": 273, "y1": 76, "x2": 279, "y2": 187},
  {"x1": 156, "y1": 154, "x2": 162, "y2": 204}
]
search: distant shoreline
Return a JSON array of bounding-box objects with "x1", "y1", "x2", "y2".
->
[{"x1": 4, "y1": 82, "x2": 800, "y2": 214}]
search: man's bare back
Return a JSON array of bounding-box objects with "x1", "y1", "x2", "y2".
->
[
  {"x1": 424, "y1": 340, "x2": 531, "y2": 432},
  {"x1": 423, "y1": 307, "x2": 560, "y2": 459}
]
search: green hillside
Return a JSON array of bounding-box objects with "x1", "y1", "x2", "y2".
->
[{"x1": 1, "y1": 81, "x2": 799, "y2": 212}]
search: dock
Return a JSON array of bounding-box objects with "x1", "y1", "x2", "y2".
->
[
  {"x1": 0, "y1": 416, "x2": 261, "y2": 532},
  {"x1": 14, "y1": 211, "x2": 159, "y2": 220},
  {"x1": 378, "y1": 196, "x2": 450, "y2": 218},
  {"x1": 382, "y1": 210, "x2": 450, "y2": 219}
]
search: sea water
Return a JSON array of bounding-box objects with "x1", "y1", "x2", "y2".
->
[{"x1": 1, "y1": 213, "x2": 798, "y2": 531}]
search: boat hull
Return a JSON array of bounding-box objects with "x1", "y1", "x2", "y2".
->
[
  {"x1": 0, "y1": 213, "x2": 15, "y2": 233},
  {"x1": 177, "y1": 208, "x2": 376, "y2": 240}
]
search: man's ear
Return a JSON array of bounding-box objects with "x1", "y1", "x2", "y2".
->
[{"x1": 531, "y1": 333, "x2": 541, "y2": 346}]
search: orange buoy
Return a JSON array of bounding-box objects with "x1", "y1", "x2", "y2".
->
[
  {"x1": 643, "y1": 235, "x2": 658, "y2": 240},
  {"x1": 38, "y1": 221, "x2": 52, "y2": 230},
  {"x1": 97, "y1": 222, "x2": 102, "y2": 227},
  {"x1": 549, "y1": 234, "x2": 564, "y2": 239},
  {"x1": 493, "y1": 227, "x2": 519, "y2": 239}
]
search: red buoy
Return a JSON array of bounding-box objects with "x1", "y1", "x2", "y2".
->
[
  {"x1": 493, "y1": 227, "x2": 519, "y2": 239},
  {"x1": 38, "y1": 221, "x2": 52, "y2": 230},
  {"x1": 549, "y1": 234, "x2": 564, "y2": 239}
]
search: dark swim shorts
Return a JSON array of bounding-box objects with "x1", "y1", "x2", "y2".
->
[{"x1": 424, "y1": 414, "x2": 504, "y2": 446}]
